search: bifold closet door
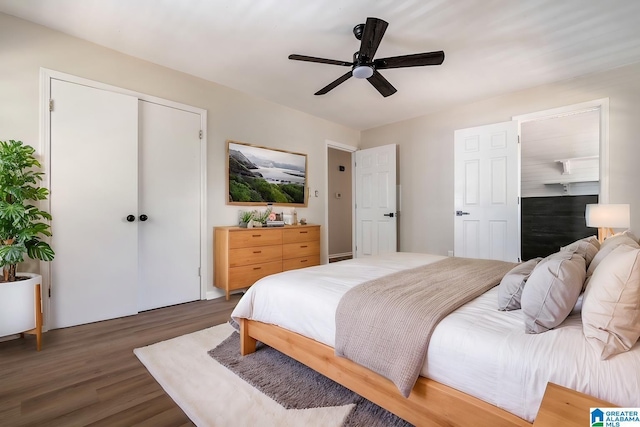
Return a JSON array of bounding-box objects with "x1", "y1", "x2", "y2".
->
[
  {"x1": 137, "y1": 101, "x2": 201, "y2": 311},
  {"x1": 50, "y1": 79, "x2": 139, "y2": 329}
]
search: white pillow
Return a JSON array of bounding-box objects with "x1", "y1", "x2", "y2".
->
[
  {"x1": 585, "y1": 231, "x2": 640, "y2": 289},
  {"x1": 497, "y1": 258, "x2": 542, "y2": 311},
  {"x1": 582, "y1": 244, "x2": 640, "y2": 360},
  {"x1": 521, "y1": 251, "x2": 585, "y2": 334}
]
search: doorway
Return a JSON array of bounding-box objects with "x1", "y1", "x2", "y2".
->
[
  {"x1": 327, "y1": 146, "x2": 354, "y2": 262},
  {"x1": 515, "y1": 99, "x2": 608, "y2": 260}
]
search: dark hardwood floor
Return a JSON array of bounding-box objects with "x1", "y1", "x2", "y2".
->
[{"x1": 0, "y1": 295, "x2": 241, "y2": 426}]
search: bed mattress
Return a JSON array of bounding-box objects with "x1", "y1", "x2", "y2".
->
[{"x1": 231, "y1": 252, "x2": 640, "y2": 422}]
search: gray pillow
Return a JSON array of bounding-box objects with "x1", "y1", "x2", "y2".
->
[
  {"x1": 521, "y1": 251, "x2": 586, "y2": 334},
  {"x1": 497, "y1": 258, "x2": 542, "y2": 311},
  {"x1": 560, "y1": 236, "x2": 599, "y2": 267}
]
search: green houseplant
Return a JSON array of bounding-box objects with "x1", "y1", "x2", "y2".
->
[{"x1": 0, "y1": 140, "x2": 55, "y2": 282}]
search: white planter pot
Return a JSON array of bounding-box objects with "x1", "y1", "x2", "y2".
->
[{"x1": 0, "y1": 273, "x2": 41, "y2": 337}]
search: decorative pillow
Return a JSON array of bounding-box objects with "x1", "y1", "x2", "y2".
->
[
  {"x1": 561, "y1": 236, "x2": 599, "y2": 267},
  {"x1": 585, "y1": 231, "x2": 640, "y2": 285},
  {"x1": 521, "y1": 251, "x2": 586, "y2": 334},
  {"x1": 582, "y1": 244, "x2": 640, "y2": 360},
  {"x1": 497, "y1": 258, "x2": 542, "y2": 311}
]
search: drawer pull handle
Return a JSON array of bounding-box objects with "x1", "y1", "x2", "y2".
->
[
  {"x1": 300, "y1": 245, "x2": 308, "y2": 248},
  {"x1": 301, "y1": 259, "x2": 308, "y2": 263},
  {"x1": 300, "y1": 231, "x2": 308, "y2": 234},
  {"x1": 253, "y1": 267, "x2": 262, "y2": 270},
  {"x1": 252, "y1": 234, "x2": 262, "y2": 237},
  {"x1": 253, "y1": 250, "x2": 262, "y2": 254}
]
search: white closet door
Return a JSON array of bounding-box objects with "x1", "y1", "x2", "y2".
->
[
  {"x1": 137, "y1": 101, "x2": 201, "y2": 311},
  {"x1": 50, "y1": 79, "x2": 139, "y2": 329}
]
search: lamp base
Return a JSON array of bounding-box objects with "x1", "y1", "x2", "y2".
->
[{"x1": 597, "y1": 227, "x2": 615, "y2": 243}]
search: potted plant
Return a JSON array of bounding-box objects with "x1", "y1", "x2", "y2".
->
[
  {"x1": 0, "y1": 139, "x2": 54, "y2": 339},
  {"x1": 254, "y1": 207, "x2": 272, "y2": 226},
  {"x1": 239, "y1": 210, "x2": 254, "y2": 228}
]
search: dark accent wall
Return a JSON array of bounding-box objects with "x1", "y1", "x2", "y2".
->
[{"x1": 521, "y1": 195, "x2": 598, "y2": 261}]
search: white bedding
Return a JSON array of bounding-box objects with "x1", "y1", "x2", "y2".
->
[{"x1": 231, "y1": 252, "x2": 640, "y2": 422}]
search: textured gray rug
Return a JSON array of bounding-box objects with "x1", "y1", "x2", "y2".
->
[{"x1": 209, "y1": 330, "x2": 412, "y2": 427}]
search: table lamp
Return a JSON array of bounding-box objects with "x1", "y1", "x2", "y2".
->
[{"x1": 585, "y1": 203, "x2": 630, "y2": 243}]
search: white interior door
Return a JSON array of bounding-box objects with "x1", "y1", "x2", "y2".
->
[
  {"x1": 355, "y1": 144, "x2": 397, "y2": 257},
  {"x1": 138, "y1": 101, "x2": 201, "y2": 311},
  {"x1": 50, "y1": 79, "x2": 139, "y2": 329},
  {"x1": 454, "y1": 121, "x2": 519, "y2": 262}
]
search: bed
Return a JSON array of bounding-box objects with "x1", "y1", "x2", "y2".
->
[{"x1": 231, "y1": 251, "x2": 640, "y2": 426}]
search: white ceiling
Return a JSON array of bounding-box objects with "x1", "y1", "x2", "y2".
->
[{"x1": 2, "y1": 0, "x2": 640, "y2": 130}]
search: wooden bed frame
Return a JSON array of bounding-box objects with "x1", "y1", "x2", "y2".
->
[{"x1": 239, "y1": 318, "x2": 532, "y2": 427}]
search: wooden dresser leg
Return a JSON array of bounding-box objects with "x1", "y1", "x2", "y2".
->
[{"x1": 240, "y1": 319, "x2": 257, "y2": 356}]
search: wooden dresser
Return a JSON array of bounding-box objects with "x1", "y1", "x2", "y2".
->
[{"x1": 214, "y1": 224, "x2": 320, "y2": 299}]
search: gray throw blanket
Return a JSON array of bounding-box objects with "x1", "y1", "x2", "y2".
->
[{"x1": 335, "y1": 257, "x2": 516, "y2": 397}]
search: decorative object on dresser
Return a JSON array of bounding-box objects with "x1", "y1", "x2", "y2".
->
[
  {"x1": 238, "y1": 210, "x2": 254, "y2": 228},
  {"x1": 214, "y1": 225, "x2": 320, "y2": 300},
  {"x1": 0, "y1": 140, "x2": 55, "y2": 350}
]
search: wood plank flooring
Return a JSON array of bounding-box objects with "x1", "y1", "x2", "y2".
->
[{"x1": 0, "y1": 295, "x2": 241, "y2": 426}]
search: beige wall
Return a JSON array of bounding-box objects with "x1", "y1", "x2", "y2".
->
[
  {"x1": 361, "y1": 61, "x2": 640, "y2": 256},
  {"x1": 0, "y1": 13, "x2": 360, "y2": 297},
  {"x1": 327, "y1": 148, "x2": 353, "y2": 256}
]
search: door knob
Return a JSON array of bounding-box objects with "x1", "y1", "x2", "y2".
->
[
  {"x1": 126, "y1": 214, "x2": 136, "y2": 222},
  {"x1": 383, "y1": 212, "x2": 395, "y2": 218},
  {"x1": 456, "y1": 211, "x2": 471, "y2": 216},
  {"x1": 139, "y1": 214, "x2": 148, "y2": 222}
]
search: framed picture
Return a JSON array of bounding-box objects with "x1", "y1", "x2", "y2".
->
[{"x1": 227, "y1": 140, "x2": 308, "y2": 207}]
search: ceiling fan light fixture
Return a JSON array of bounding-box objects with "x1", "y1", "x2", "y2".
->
[{"x1": 352, "y1": 65, "x2": 374, "y2": 79}]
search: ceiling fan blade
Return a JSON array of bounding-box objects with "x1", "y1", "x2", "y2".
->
[
  {"x1": 367, "y1": 70, "x2": 397, "y2": 97},
  {"x1": 288, "y1": 54, "x2": 352, "y2": 67},
  {"x1": 358, "y1": 17, "x2": 388, "y2": 60},
  {"x1": 315, "y1": 71, "x2": 353, "y2": 95},
  {"x1": 374, "y1": 51, "x2": 445, "y2": 69}
]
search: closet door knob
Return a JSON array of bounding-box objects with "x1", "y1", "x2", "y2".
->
[
  {"x1": 126, "y1": 215, "x2": 136, "y2": 222},
  {"x1": 139, "y1": 214, "x2": 148, "y2": 222}
]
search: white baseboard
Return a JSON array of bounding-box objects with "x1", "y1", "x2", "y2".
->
[{"x1": 329, "y1": 252, "x2": 353, "y2": 260}]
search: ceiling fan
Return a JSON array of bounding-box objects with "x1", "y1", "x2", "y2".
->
[{"x1": 288, "y1": 17, "x2": 445, "y2": 97}]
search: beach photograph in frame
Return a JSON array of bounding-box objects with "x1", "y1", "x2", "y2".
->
[{"x1": 227, "y1": 140, "x2": 308, "y2": 206}]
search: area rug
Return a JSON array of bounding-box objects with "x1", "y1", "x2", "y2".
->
[{"x1": 134, "y1": 322, "x2": 412, "y2": 427}]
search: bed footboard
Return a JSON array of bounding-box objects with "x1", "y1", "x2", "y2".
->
[{"x1": 238, "y1": 318, "x2": 531, "y2": 427}]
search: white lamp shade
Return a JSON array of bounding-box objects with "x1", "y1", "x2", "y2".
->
[{"x1": 585, "y1": 204, "x2": 630, "y2": 228}]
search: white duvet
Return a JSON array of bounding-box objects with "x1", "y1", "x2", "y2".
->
[{"x1": 231, "y1": 252, "x2": 640, "y2": 422}]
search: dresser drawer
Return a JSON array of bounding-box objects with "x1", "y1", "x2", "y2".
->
[
  {"x1": 229, "y1": 245, "x2": 282, "y2": 267},
  {"x1": 283, "y1": 255, "x2": 320, "y2": 271},
  {"x1": 228, "y1": 260, "x2": 283, "y2": 290},
  {"x1": 283, "y1": 241, "x2": 320, "y2": 259},
  {"x1": 283, "y1": 226, "x2": 319, "y2": 244},
  {"x1": 229, "y1": 229, "x2": 282, "y2": 249}
]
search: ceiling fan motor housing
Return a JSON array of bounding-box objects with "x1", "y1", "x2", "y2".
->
[{"x1": 353, "y1": 23, "x2": 365, "y2": 40}]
